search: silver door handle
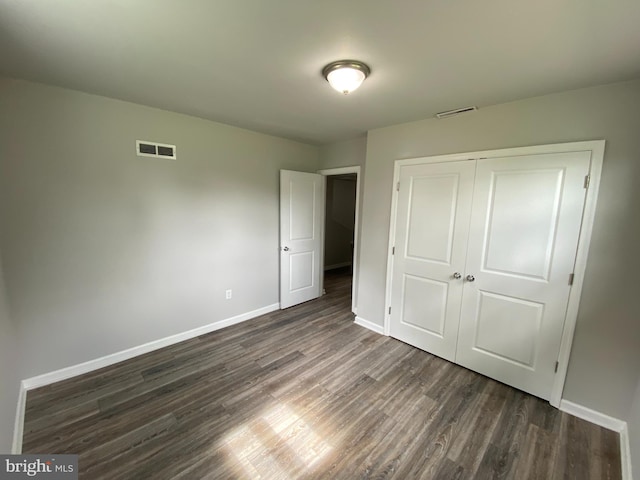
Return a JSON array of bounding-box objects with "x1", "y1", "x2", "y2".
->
[
  {"x1": 453, "y1": 272, "x2": 462, "y2": 279},
  {"x1": 466, "y1": 274, "x2": 475, "y2": 282},
  {"x1": 283, "y1": 246, "x2": 290, "y2": 251}
]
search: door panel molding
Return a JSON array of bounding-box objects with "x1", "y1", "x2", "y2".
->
[
  {"x1": 480, "y1": 168, "x2": 565, "y2": 281},
  {"x1": 384, "y1": 140, "x2": 605, "y2": 408},
  {"x1": 400, "y1": 273, "x2": 449, "y2": 337}
]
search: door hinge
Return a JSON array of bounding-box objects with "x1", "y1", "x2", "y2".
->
[
  {"x1": 392, "y1": 246, "x2": 395, "y2": 255},
  {"x1": 396, "y1": 182, "x2": 400, "y2": 192},
  {"x1": 388, "y1": 306, "x2": 391, "y2": 315},
  {"x1": 554, "y1": 361, "x2": 559, "y2": 373},
  {"x1": 584, "y1": 175, "x2": 590, "y2": 189},
  {"x1": 568, "y1": 273, "x2": 575, "y2": 286}
]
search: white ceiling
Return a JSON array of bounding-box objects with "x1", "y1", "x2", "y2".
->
[{"x1": 1, "y1": 0, "x2": 639, "y2": 145}]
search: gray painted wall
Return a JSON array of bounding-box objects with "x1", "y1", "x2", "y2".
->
[
  {"x1": 0, "y1": 78, "x2": 319, "y2": 379},
  {"x1": 357, "y1": 80, "x2": 640, "y2": 426},
  {"x1": 0, "y1": 255, "x2": 20, "y2": 453},
  {"x1": 318, "y1": 136, "x2": 367, "y2": 170}
]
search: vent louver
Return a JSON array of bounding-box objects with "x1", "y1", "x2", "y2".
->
[
  {"x1": 136, "y1": 140, "x2": 177, "y2": 159},
  {"x1": 435, "y1": 106, "x2": 478, "y2": 119}
]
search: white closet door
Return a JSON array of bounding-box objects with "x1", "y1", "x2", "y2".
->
[
  {"x1": 456, "y1": 152, "x2": 590, "y2": 399},
  {"x1": 389, "y1": 161, "x2": 475, "y2": 361}
]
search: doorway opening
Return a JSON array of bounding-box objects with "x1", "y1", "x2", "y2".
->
[{"x1": 319, "y1": 167, "x2": 361, "y2": 314}]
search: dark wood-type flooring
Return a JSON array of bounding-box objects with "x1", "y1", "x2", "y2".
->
[{"x1": 23, "y1": 268, "x2": 621, "y2": 479}]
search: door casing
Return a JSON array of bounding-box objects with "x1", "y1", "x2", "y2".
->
[
  {"x1": 318, "y1": 166, "x2": 361, "y2": 315},
  {"x1": 383, "y1": 140, "x2": 605, "y2": 408}
]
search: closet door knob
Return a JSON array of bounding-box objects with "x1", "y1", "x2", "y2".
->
[
  {"x1": 466, "y1": 274, "x2": 475, "y2": 282},
  {"x1": 453, "y1": 272, "x2": 462, "y2": 279}
]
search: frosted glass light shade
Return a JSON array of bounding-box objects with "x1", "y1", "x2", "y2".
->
[
  {"x1": 327, "y1": 67, "x2": 365, "y2": 94},
  {"x1": 322, "y1": 60, "x2": 370, "y2": 95}
]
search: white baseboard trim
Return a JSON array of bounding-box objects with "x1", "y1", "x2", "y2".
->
[
  {"x1": 619, "y1": 424, "x2": 633, "y2": 480},
  {"x1": 324, "y1": 262, "x2": 352, "y2": 271},
  {"x1": 559, "y1": 399, "x2": 626, "y2": 431},
  {"x1": 560, "y1": 399, "x2": 632, "y2": 480},
  {"x1": 354, "y1": 316, "x2": 385, "y2": 335},
  {"x1": 11, "y1": 381, "x2": 27, "y2": 454},
  {"x1": 22, "y1": 302, "x2": 280, "y2": 391}
]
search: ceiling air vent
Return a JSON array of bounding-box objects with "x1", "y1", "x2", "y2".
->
[
  {"x1": 136, "y1": 140, "x2": 177, "y2": 159},
  {"x1": 435, "y1": 106, "x2": 477, "y2": 119}
]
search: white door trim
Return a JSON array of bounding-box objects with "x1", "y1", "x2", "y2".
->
[
  {"x1": 318, "y1": 166, "x2": 361, "y2": 315},
  {"x1": 384, "y1": 140, "x2": 605, "y2": 408}
]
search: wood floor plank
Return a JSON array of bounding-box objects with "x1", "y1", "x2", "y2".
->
[
  {"x1": 22, "y1": 268, "x2": 622, "y2": 479},
  {"x1": 512, "y1": 424, "x2": 558, "y2": 480},
  {"x1": 445, "y1": 381, "x2": 505, "y2": 477},
  {"x1": 394, "y1": 370, "x2": 489, "y2": 479}
]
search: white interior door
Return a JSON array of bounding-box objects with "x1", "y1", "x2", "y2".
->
[
  {"x1": 280, "y1": 170, "x2": 324, "y2": 309},
  {"x1": 456, "y1": 152, "x2": 590, "y2": 399},
  {"x1": 389, "y1": 161, "x2": 475, "y2": 361}
]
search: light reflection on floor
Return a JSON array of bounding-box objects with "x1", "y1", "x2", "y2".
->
[{"x1": 223, "y1": 402, "x2": 333, "y2": 478}]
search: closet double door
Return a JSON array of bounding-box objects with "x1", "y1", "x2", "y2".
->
[{"x1": 389, "y1": 151, "x2": 590, "y2": 400}]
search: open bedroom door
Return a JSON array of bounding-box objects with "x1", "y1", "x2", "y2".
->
[{"x1": 279, "y1": 170, "x2": 324, "y2": 309}]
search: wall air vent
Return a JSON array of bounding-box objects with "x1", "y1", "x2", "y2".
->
[
  {"x1": 136, "y1": 140, "x2": 177, "y2": 159},
  {"x1": 435, "y1": 106, "x2": 478, "y2": 119}
]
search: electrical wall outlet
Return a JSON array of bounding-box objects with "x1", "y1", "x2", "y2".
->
[{"x1": 225, "y1": 289, "x2": 232, "y2": 300}]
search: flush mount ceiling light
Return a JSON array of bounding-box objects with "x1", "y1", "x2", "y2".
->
[{"x1": 322, "y1": 60, "x2": 370, "y2": 95}]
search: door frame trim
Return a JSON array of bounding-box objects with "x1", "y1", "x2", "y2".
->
[
  {"x1": 318, "y1": 166, "x2": 361, "y2": 315},
  {"x1": 383, "y1": 140, "x2": 605, "y2": 408}
]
